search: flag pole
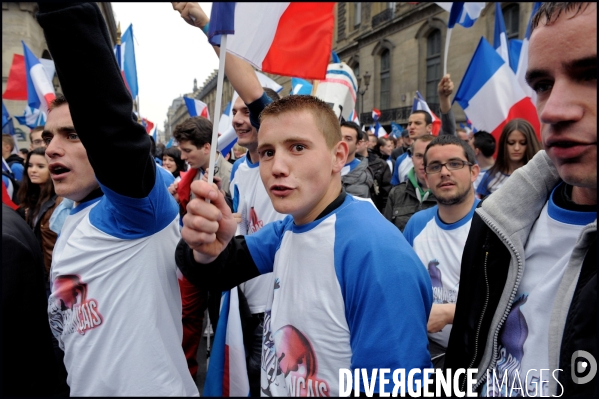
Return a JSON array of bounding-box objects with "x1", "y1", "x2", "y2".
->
[
  {"x1": 205, "y1": 34, "x2": 227, "y2": 200},
  {"x1": 443, "y1": 28, "x2": 452, "y2": 76}
]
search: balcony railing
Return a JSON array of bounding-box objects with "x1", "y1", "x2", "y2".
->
[
  {"x1": 371, "y1": 7, "x2": 393, "y2": 29},
  {"x1": 360, "y1": 103, "x2": 441, "y2": 125}
]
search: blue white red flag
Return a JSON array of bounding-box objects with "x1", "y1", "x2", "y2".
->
[
  {"x1": 348, "y1": 109, "x2": 360, "y2": 125},
  {"x1": 217, "y1": 102, "x2": 238, "y2": 157},
  {"x1": 208, "y1": 3, "x2": 335, "y2": 80},
  {"x1": 184, "y1": 97, "x2": 210, "y2": 120},
  {"x1": 454, "y1": 37, "x2": 540, "y2": 154},
  {"x1": 372, "y1": 108, "x2": 381, "y2": 122},
  {"x1": 204, "y1": 289, "x2": 250, "y2": 397},
  {"x1": 22, "y1": 41, "x2": 56, "y2": 115},
  {"x1": 515, "y1": 2, "x2": 542, "y2": 104},
  {"x1": 493, "y1": 3, "x2": 509, "y2": 65},
  {"x1": 291, "y1": 77, "x2": 313, "y2": 95},
  {"x1": 412, "y1": 91, "x2": 442, "y2": 136},
  {"x1": 15, "y1": 106, "x2": 46, "y2": 129},
  {"x1": 314, "y1": 62, "x2": 358, "y2": 121},
  {"x1": 141, "y1": 117, "x2": 154, "y2": 135},
  {"x1": 119, "y1": 25, "x2": 138, "y2": 98}
]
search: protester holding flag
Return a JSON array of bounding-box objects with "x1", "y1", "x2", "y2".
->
[
  {"x1": 36, "y1": 3, "x2": 198, "y2": 395},
  {"x1": 476, "y1": 118, "x2": 541, "y2": 199}
]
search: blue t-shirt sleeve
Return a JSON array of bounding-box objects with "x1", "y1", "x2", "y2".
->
[
  {"x1": 403, "y1": 207, "x2": 436, "y2": 247},
  {"x1": 333, "y1": 202, "x2": 432, "y2": 393},
  {"x1": 245, "y1": 217, "x2": 291, "y2": 274},
  {"x1": 89, "y1": 163, "x2": 179, "y2": 239},
  {"x1": 391, "y1": 153, "x2": 407, "y2": 186}
]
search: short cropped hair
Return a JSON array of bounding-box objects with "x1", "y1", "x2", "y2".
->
[
  {"x1": 424, "y1": 134, "x2": 477, "y2": 167},
  {"x1": 410, "y1": 110, "x2": 433, "y2": 125},
  {"x1": 173, "y1": 116, "x2": 213, "y2": 149},
  {"x1": 411, "y1": 134, "x2": 435, "y2": 152},
  {"x1": 531, "y1": 2, "x2": 592, "y2": 33},
  {"x1": 49, "y1": 94, "x2": 68, "y2": 111},
  {"x1": 340, "y1": 121, "x2": 361, "y2": 142},
  {"x1": 260, "y1": 95, "x2": 341, "y2": 149},
  {"x1": 2, "y1": 134, "x2": 15, "y2": 151},
  {"x1": 30, "y1": 126, "x2": 45, "y2": 141},
  {"x1": 472, "y1": 131, "x2": 496, "y2": 158}
]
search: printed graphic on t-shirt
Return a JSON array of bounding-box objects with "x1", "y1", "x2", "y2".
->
[
  {"x1": 249, "y1": 206, "x2": 264, "y2": 234},
  {"x1": 428, "y1": 259, "x2": 458, "y2": 304},
  {"x1": 483, "y1": 295, "x2": 544, "y2": 397},
  {"x1": 48, "y1": 275, "x2": 103, "y2": 342},
  {"x1": 261, "y1": 310, "x2": 331, "y2": 397}
]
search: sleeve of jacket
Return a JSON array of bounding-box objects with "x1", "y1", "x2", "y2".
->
[
  {"x1": 175, "y1": 237, "x2": 262, "y2": 292},
  {"x1": 37, "y1": 3, "x2": 155, "y2": 198},
  {"x1": 440, "y1": 108, "x2": 456, "y2": 136},
  {"x1": 378, "y1": 160, "x2": 392, "y2": 210}
]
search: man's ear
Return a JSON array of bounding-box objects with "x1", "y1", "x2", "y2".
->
[
  {"x1": 426, "y1": 124, "x2": 432, "y2": 134},
  {"x1": 470, "y1": 163, "x2": 480, "y2": 183},
  {"x1": 203, "y1": 142, "x2": 211, "y2": 152},
  {"x1": 332, "y1": 141, "x2": 349, "y2": 174}
]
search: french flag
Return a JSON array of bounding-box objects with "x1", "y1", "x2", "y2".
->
[
  {"x1": 15, "y1": 106, "x2": 46, "y2": 129},
  {"x1": 371, "y1": 110, "x2": 387, "y2": 137},
  {"x1": 454, "y1": 37, "x2": 540, "y2": 154},
  {"x1": 348, "y1": 109, "x2": 360, "y2": 125},
  {"x1": 115, "y1": 25, "x2": 138, "y2": 99},
  {"x1": 412, "y1": 91, "x2": 441, "y2": 136},
  {"x1": 493, "y1": 3, "x2": 509, "y2": 65},
  {"x1": 22, "y1": 41, "x2": 55, "y2": 115},
  {"x1": 208, "y1": 3, "x2": 335, "y2": 80},
  {"x1": 141, "y1": 117, "x2": 154, "y2": 135},
  {"x1": 217, "y1": 102, "x2": 237, "y2": 157},
  {"x1": 184, "y1": 97, "x2": 210, "y2": 120},
  {"x1": 204, "y1": 289, "x2": 249, "y2": 397}
]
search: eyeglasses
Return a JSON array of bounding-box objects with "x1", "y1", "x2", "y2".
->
[
  {"x1": 32, "y1": 139, "x2": 44, "y2": 145},
  {"x1": 425, "y1": 160, "x2": 472, "y2": 174}
]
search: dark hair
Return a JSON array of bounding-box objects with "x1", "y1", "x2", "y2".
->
[
  {"x1": 376, "y1": 137, "x2": 390, "y2": 154},
  {"x1": 411, "y1": 110, "x2": 433, "y2": 125},
  {"x1": 49, "y1": 94, "x2": 68, "y2": 111},
  {"x1": 260, "y1": 95, "x2": 341, "y2": 149},
  {"x1": 155, "y1": 143, "x2": 165, "y2": 160},
  {"x1": 148, "y1": 135, "x2": 156, "y2": 157},
  {"x1": 531, "y1": 3, "x2": 592, "y2": 33},
  {"x1": 424, "y1": 134, "x2": 477, "y2": 167},
  {"x1": 163, "y1": 147, "x2": 187, "y2": 178},
  {"x1": 30, "y1": 126, "x2": 44, "y2": 142},
  {"x1": 17, "y1": 147, "x2": 56, "y2": 227},
  {"x1": 173, "y1": 116, "x2": 213, "y2": 149},
  {"x1": 473, "y1": 131, "x2": 496, "y2": 158},
  {"x1": 488, "y1": 118, "x2": 541, "y2": 177},
  {"x1": 411, "y1": 134, "x2": 435, "y2": 153},
  {"x1": 19, "y1": 148, "x2": 29, "y2": 155},
  {"x1": 340, "y1": 121, "x2": 361, "y2": 142}
]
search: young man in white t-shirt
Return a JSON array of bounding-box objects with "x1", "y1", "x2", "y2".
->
[
  {"x1": 445, "y1": 3, "x2": 597, "y2": 397},
  {"x1": 403, "y1": 134, "x2": 480, "y2": 368},
  {"x1": 176, "y1": 95, "x2": 433, "y2": 396}
]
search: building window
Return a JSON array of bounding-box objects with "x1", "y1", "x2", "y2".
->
[
  {"x1": 503, "y1": 4, "x2": 520, "y2": 39},
  {"x1": 354, "y1": 3, "x2": 361, "y2": 26},
  {"x1": 426, "y1": 30, "x2": 441, "y2": 104},
  {"x1": 380, "y1": 50, "x2": 391, "y2": 110}
]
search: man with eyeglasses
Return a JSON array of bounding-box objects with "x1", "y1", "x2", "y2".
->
[
  {"x1": 403, "y1": 134, "x2": 480, "y2": 369},
  {"x1": 29, "y1": 126, "x2": 46, "y2": 150}
]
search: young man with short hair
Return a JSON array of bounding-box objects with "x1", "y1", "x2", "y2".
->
[
  {"x1": 2, "y1": 134, "x2": 24, "y2": 181},
  {"x1": 30, "y1": 125, "x2": 45, "y2": 150},
  {"x1": 37, "y1": 3, "x2": 198, "y2": 395},
  {"x1": 392, "y1": 74, "x2": 457, "y2": 185},
  {"x1": 176, "y1": 95, "x2": 433, "y2": 396},
  {"x1": 384, "y1": 134, "x2": 437, "y2": 232},
  {"x1": 445, "y1": 3, "x2": 597, "y2": 396},
  {"x1": 403, "y1": 135, "x2": 480, "y2": 369},
  {"x1": 340, "y1": 121, "x2": 373, "y2": 199},
  {"x1": 471, "y1": 131, "x2": 496, "y2": 191}
]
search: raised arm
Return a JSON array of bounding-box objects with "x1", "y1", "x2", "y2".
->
[
  {"x1": 172, "y1": 2, "x2": 264, "y2": 104},
  {"x1": 37, "y1": 3, "x2": 155, "y2": 198},
  {"x1": 438, "y1": 74, "x2": 456, "y2": 137}
]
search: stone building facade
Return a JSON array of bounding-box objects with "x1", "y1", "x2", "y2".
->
[
  {"x1": 2, "y1": 2, "x2": 117, "y2": 146},
  {"x1": 169, "y1": 2, "x2": 535, "y2": 135}
]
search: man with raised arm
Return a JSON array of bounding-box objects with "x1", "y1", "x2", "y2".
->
[{"x1": 36, "y1": 3, "x2": 198, "y2": 395}]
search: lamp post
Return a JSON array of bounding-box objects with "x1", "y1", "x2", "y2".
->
[{"x1": 356, "y1": 71, "x2": 371, "y2": 122}]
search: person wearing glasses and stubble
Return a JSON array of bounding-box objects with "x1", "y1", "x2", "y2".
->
[
  {"x1": 402, "y1": 134, "x2": 480, "y2": 369},
  {"x1": 30, "y1": 126, "x2": 46, "y2": 150}
]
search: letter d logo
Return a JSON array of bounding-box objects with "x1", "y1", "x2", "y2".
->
[{"x1": 571, "y1": 350, "x2": 597, "y2": 385}]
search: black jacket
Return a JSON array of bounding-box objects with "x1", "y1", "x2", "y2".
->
[{"x1": 445, "y1": 152, "x2": 597, "y2": 397}]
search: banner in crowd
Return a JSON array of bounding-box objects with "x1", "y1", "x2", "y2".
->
[{"x1": 184, "y1": 97, "x2": 210, "y2": 120}]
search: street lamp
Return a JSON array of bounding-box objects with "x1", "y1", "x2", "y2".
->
[{"x1": 356, "y1": 71, "x2": 371, "y2": 121}]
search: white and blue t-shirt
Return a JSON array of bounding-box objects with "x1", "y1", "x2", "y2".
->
[
  {"x1": 245, "y1": 194, "x2": 433, "y2": 396},
  {"x1": 391, "y1": 152, "x2": 413, "y2": 185},
  {"x1": 48, "y1": 165, "x2": 198, "y2": 396},
  {"x1": 340, "y1": 158, "x2": 361, "y2": 176},
  {"x1": 483, "y1": 184, "x2": 596, "y2": 397},
  {"x1": 403, "y1": 198, "x2": 480, "y2": 348},
  {"x1": 230, "y1": 155, "x2": 285, "y2": 314}
]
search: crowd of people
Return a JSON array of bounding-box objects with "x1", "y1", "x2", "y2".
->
[{"x1": 1, "y1": 1, "x2": 596, "y2": 397}]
